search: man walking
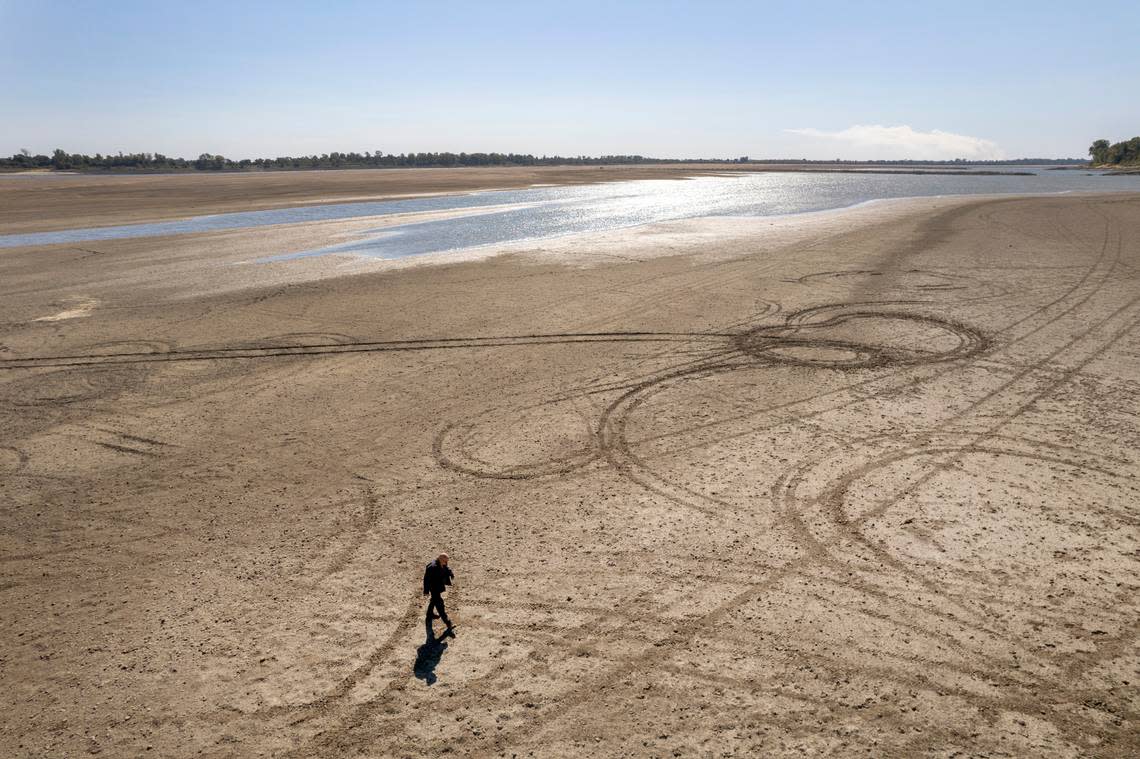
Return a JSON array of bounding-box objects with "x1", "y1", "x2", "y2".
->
[{"x1": 423, "y1": 552, "x2": 454, "y2": 635}]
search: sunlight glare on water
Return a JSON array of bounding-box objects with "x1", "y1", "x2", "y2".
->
[
  {"x1": 276, "y1": 171, "x2": 1140, "y2": 260},
  {"x1": 3, "y1": 170, "x2": 1140, "y2": 258}
]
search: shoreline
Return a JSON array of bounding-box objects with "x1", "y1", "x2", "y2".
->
[
  {"x1": 0, "y1": 169, "x2": 1128, "y2": 253},
  {"x1": 0, "y1": 165, "x2": 766, "y2": 235},
  {"x1": 0, "y1": 193, "x2": 1025, "y2": 306},
  {"x1": 3, "y1": 192, "x2": 1138, "y2": 306},
  {"x1": 0, "y1": 163, "x2": 1077, "y2": 236}
]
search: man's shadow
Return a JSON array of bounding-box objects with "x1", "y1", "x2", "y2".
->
[{"x1": 414, "y1": 619, "x2": 454, "y2": 685}]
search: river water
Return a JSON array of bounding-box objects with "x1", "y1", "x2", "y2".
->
[{"x1": 3, "y1": 169, "x2": 1139, "y2": 258}]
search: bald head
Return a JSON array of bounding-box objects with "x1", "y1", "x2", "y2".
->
[{"x1": 438, "y1": 553, "x2": 449, "y2": 566}]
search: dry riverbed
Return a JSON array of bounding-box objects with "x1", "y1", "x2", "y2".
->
[{"x1": 1, "y1": 190, "x2": 1138, "y2": 757}]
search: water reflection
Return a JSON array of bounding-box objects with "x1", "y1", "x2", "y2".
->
[
  {"x1": 2, "y1": 170, "x2": 1138, "y2": 257},
  {"x1": 271, "y1": 170, "x2": 1140, "y2": 261}
]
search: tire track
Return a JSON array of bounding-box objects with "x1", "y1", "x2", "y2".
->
[{"x1": 0, "y1": 331, "x2": 732, "y2": 370}]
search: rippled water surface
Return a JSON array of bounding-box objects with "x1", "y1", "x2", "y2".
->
[{"x1": 4, "y1": 169, "x2": 1139, "y2": 258}]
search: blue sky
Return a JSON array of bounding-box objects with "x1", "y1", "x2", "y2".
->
[{"x1": 1, "y1": 1, "x2": 1137, "y2": 160}]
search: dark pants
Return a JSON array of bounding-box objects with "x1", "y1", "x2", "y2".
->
[{"x1": 426, "y1": 592, "x2": 450, "y2": 625}]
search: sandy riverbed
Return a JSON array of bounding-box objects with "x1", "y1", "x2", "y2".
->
[{"x1": 1, "y1": 191, "x2": 1138, "y2": 757}]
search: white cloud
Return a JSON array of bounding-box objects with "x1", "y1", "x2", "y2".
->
[{"x1": 786, "y1": 124, "x2": 1004, "y2": 160}]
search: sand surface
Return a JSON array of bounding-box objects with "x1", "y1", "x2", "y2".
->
[{"x1": 2, "y1": 192, "x2": 1139, "y2": 757}]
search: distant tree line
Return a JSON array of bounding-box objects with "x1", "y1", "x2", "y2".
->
[
  {"x1": 0, "y1": 148, "x2": 1085, "y2": 173},
  {"x1": 0, "y1": 148, "x2": 706, "y2": 172},
  {"x1": 1088, "y1": 137, "x2": 1140, "y2": 166}
]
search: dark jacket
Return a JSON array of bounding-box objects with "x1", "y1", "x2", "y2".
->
[{"x1": 423, "y1": 559, "x2": 453, "y2": 596}]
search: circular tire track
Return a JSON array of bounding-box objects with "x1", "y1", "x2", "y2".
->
[
  {"x1": 84, "y1": 339, "x2": 174, "y2": 356},
  {"x1": 796, "y1": 268, "x2": 1004, "y2": 297},
  {"x1": 434, "y1": 403, "x2": 600, "y2": 480},
  {"x1": 769, "y1": 431, "x2": 1140, "y2": 745},
  {"x1": 243, "y1": 331, "x2": 357, "y2": 349},
  {"x1": 796, "y1": 269, "x2": 886, "y2": 284},
  {"x1": 0, "y1": 340, "x2": 168, "y2": 408},
  {"x1": 735, "y1": 308, "x2": 988, "y2": 370},
  {"x1": 780, "y1": 431, "x2": 1137, "y2": 576},
  {"x1": 167, "y1": 332, "x2": 361, "y2": 396},
  {"x1": 775, "y1": 430, "x2": 1140, "y2": 655},
  {"x1": 440, "y1": 305, "x2": 989, "y2": 500},
  {"x1": 1, "y1": 365, "x2": 149, "y2": 407}
]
